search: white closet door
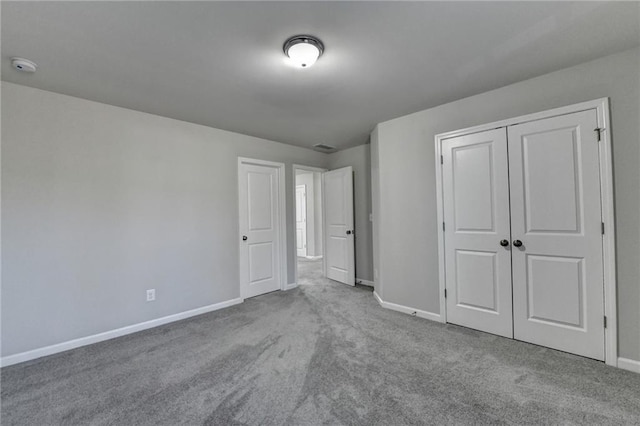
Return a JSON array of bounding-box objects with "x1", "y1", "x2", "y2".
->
[
  {"x1": 508, "y1": 110, "x2": 605, "y2": 360},
  {"x1": 442, "y1": 128, "x2": 513, "y2": 338},
  {"x1": 239, "y1": 163, "x2": 281, "y2": 299},
  {"x1": 323, "y1": 166, "x2": 355, "y2": 286}
]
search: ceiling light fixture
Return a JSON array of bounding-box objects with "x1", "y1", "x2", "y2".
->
[{"x1": 283, "y1": 35, "x2": 324, "y2": 68}]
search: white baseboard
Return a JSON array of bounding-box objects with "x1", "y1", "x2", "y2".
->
[
  {"x1": 284, "y1": 282, "x2": 298, "y2": 291},
  {"x1": 618, "y1": 357, "x2": 640, "y2": 374},
  {"x1": 373, "y1": 291, "x2": 442, "y2": 323},
  {"x1": 305, "y1": 255, "x2": 322, "y2": 260},
  {"x1": 0, "y1": 297, "x2": 244, "y2": 368},
  {"x1": 374, "y1": 297, "x2": 638, "y2": 374},
  {"x1": 356, "y1": 278, "x2": 374, "y2": 287}
]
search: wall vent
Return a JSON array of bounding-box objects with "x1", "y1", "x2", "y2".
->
[{"x1": 313, "y1": 143, "x2": 337, "y2": 153}]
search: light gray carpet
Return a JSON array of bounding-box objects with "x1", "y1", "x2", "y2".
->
[
  {"x1": 2, "y1": 272, "x2": 640, "y2": 425},
  {"x1": 297, "y1": 257, "x2": 324, "y2": 285}
]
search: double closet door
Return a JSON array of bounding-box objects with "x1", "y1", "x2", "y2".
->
[{"x1": 442, "y1": 109, "x2": 605, "y2": 360}]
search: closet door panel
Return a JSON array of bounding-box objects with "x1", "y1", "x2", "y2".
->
[
  {"x1": 508, "y1": 109, "x2": 604, "y2": 360},
  {"x1": 442, "y1": 128, "x2": 513, "y2": 338}
]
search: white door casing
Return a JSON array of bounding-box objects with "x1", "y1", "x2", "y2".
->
[
  {"x1": 296, "y1": 184, "x2": 307, "y2": 257},
  {"x1": 442, "y1": 128, "x2": 514, "y2": 338},
  {"x1": 508, "y1": 110, "x2": 605, "y2": 360},
  {"x1": 239, "y1": 160, "x2": 283, "y2": 299},
  {"x1": 323, "y1": 166, "x2": 355, "y2": 286}
]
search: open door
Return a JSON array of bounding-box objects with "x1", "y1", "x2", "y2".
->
[{"x1": 323, "y1": 166, "x2": 355, "y2": 286}]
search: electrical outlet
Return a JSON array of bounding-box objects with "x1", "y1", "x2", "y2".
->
[{"x1": 146, "y1": 289, "x2": 155, "y2": 302}]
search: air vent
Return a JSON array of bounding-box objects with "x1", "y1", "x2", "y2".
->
[{"x1": 313, "y1": 143, "x2": 336, "y2": 153}]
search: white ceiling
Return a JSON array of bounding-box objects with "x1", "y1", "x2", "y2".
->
[{"x1": 2, "y1": 1, "x2": 638, "y2": 150}]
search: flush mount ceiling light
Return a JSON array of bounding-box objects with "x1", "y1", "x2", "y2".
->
[{"x1": 283, "y1": 35, "x2": 324, "y2": 68}]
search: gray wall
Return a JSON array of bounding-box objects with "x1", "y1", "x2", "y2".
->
[
  {"x1": 372, "y1": 47, "x2": 640, "y2": 361},
  {"x1": 329, "y1": 144, "x2": 374, "y2": 282},
  {"x1": 1, "y1": 82, "x2": 329, "y2": 357}
]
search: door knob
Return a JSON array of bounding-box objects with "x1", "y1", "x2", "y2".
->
[
  {"x1": 513, "y1": 239, "x2": 523, "y2": 247},
  {"x1": 346, "y1": 230, "x2": 352, "y2": 235},
  {"x1": 499, "y1": 239, "x2": 509, "y2": 247},
  {"x1": 242, "y1": 235, "x2": 248, "y2": 241}
]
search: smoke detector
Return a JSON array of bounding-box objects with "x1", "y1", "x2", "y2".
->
[{"x1": 11, "y1": 57, "x2": 37, "y2": 73}]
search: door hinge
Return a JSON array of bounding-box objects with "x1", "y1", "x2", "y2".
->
[
  {"x1": 440, "y1": 155, "x2": 444, "y2": 165},
  {"x1": 444, "y1": 289, "x2": 447, "y2": 299},
  {"x1": 604, "y1": 315, "x2": 607, "y2": 328},
  {"x1": 595, "y1": 128, "x2": 603, "y2": 142},
  {"x1": 442, "y1": 222, "x2": 445, "y2": 231},
  {"x1": 601, "y1": 222, "x2": 605, "y2": 235}
]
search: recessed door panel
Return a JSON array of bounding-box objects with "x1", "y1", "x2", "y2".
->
[
  {"x1": 249, "y1": 242, "x2": 274, "y2": 283},
  {"x1": 325, "y1": 176, "x2": 345, "y2": 225},
  {"x1": 455, "y1": 250, "x2": 497, "y2": 312},
  {"x1": 509, "y1": 110, "x2": 604, "y2": 360},
  {"x1": 526, "y1": 255, "x2": 584, "y2": 328},
  {"x1": 248, "y1": 171, "x2": 273, "y2": 231},
  {"x1": 522, "y1": 128, "x2": 581, "y2": 233},
  {"x1": 328, "y1": 236, "x2": 348, "y2": 278},
  {"x1": 453, "y1": 143, "x2": 495, "y2": 232},
  {"x1": 442, "y1": 128, "x2": 513, "y2": 338}
]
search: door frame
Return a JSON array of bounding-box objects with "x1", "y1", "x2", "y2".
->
[
  {"x1": 238, "y1": 157, "x2": 287, "y2": 299},
  {"x1": 434, "y1": 98, "x2": 617, "y2": 366},
  {"x1": 295, "y1": 184, "x2": 308, "y2": 258},
  {"x1": 292, "y1": 164, "x2": 328, "y2": 287}
]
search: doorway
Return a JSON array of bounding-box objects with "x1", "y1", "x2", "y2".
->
[
  {"x1": 294, "y1": 166, "x2": 325, "y2": 285},
  {"x1": 238, "y1": 157, "x2": 286, "y2": 299},
  {"x1": 293, "y1": 164, "x2": 356, "y2": 287}
]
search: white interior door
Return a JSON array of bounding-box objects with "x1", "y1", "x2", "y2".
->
[
  {"x1": 296, "y1": 185, "x2": 307, "y2": 257},
  {"x1": 508, "y1": 110, "x2": 605, "y2": 360},
  {"x1": 323, "y1": 166, "x2": 355, "y2": 285},
  {"x1": 239, "y1": 162, "x2": 281, "y2": 299},
  {"x1": 442, "y1": 128, "x2": 513, "y2": 338}
]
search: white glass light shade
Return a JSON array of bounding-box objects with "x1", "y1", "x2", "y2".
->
[
  {"x1": 287, "y1": 43, "x2": 320, "y2": 68},
  {"x1": 283, "y1": 36, "x2": 324, "y2": 68}
]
